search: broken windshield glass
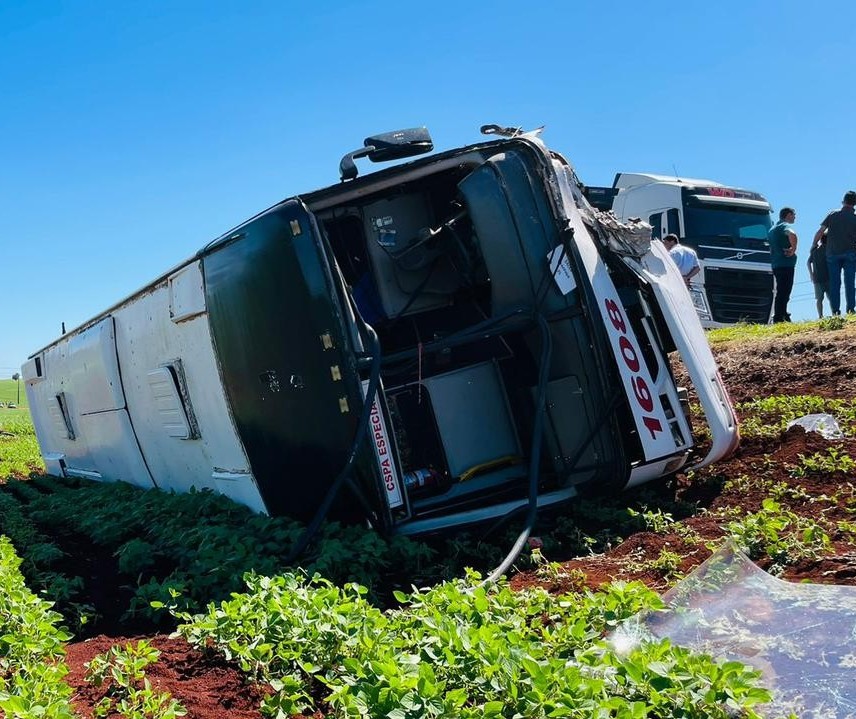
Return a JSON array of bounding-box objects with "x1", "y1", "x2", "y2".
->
[{"x1": 610, "y1": 542, "x2": 856, "y2": 718}]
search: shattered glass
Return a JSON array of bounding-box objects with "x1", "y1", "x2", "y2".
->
[{"x1": 610, "y1": 543, "x2": 856, "y2": 718}]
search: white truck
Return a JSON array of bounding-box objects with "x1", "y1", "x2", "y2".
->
[
  {"x1": 585, "y1": 173, "x2": 774, "y2": 327},
  {"x1": 22, "y1": 127, "x2": 738, "y2": 538}
]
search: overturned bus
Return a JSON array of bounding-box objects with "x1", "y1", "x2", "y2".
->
[{"x1": 23, "y1": 126, "x2": 738, "y2": 537}]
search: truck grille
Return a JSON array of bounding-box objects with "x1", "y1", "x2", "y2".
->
[{"x1": 704, "y1": 267, "x2": 773, "y2": 324}]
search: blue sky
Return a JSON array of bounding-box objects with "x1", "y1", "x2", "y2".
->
[{"x1": 1, "y1": 1, "x2": 853, "y2": 375}]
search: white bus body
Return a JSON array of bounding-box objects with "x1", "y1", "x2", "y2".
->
[{"x1": 23, "y1": 129, "x2": 738, "y2": 536}]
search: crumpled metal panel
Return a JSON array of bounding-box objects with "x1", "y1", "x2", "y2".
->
[{"x1": 587, "y1": 208, "x2": 653, "y2": 259}]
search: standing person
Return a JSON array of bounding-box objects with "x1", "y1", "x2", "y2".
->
[
  {"x1": 767, "y1": 207, "x2": 798, "y2": 323},
  {"x1": 662, "y1": 234, "x2": 700, "y2": 286},
  {"x1": 814, "y1": 191, "x2": 856, "y2": 316},
  {"x1": 807, "y1": 233, "x2": 830, "y2": 318}
]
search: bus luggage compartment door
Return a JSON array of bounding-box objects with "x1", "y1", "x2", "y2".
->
[{"x1": 37, "y1": 316, "x2": 155, "y2": 489}]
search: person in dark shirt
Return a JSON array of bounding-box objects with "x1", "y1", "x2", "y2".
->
[
  {"x1": 768, "y1": 207, "x2": 798, "y2": 323},
  {"x1": 807, "y1": 233, "x2": 830, "y2": 318},
  {"x1": 814, "y1": 191, "x2": 856, "y2": 315}
]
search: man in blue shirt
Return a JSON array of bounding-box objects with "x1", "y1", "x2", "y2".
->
[
  {"x1": 813, "y1": 191, "x2": 856, "y2": 316},
  {"x1": 768, "y1": 207, "x2": 798, "y2": 323}
]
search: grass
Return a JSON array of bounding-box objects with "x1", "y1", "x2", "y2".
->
[
  {"x1": 706, "y1": 314, "x2": 853, "y2": 345},
  {"x1": 0, "y1": 378, "x2": 27, "y2": 409}
]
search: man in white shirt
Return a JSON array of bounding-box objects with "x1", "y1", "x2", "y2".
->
[{"x1": 663, "y1": 234, "x2": 700, "y2": 286}]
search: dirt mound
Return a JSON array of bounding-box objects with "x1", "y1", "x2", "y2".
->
[{"x1": 704, "y1": 325, "x2": 856, "y2": 401}]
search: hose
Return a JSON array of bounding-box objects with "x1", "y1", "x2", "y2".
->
[
  {"x1": 476, "y1": 390, "x2": 621, "y2": 542},
  {"x1": 482, "y1": 312, "x2": 552, "y2": 585}
]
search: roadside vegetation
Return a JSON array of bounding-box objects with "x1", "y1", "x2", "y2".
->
[
  {"x1": 2, "y1": 317, "x2": 856, "y2": 717},
  {"x1": 705, "y1": 313, "x2": 848, "y2": 344}
]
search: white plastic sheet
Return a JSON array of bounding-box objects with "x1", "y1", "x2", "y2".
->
[
  {"x1": 786, "y1": 413, "x2": 844, "y2": 440},
  {"x1": 610, "y1": 543, "x2": 856, "y2": 718}
]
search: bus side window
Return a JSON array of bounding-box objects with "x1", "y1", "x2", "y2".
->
[
  {"x1": 55, "y1": 392, "x2": 76, "y2": 441},
  {"x1": 666, "y1": 208, "x2": 681, "y2": 237},
  {"x1": 649, "y1": 213, "x2": 663, "y2": 240}
]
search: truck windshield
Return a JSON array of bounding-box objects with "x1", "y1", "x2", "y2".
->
[{"x1": 682, "y1": 205, "x2": 772, "y2": 263}]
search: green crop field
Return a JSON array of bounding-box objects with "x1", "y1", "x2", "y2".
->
[
  {"x1": 2, "y1": 316, "x2": 854, "y2": 717},
  {"x1": 0, "y1": 406, "x2": 40, "y2": 478},
  {"x1": 0, "y1": 377, "x2": 36, "y2": 478}
]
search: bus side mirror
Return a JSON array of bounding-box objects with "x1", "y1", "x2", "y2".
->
[{"x1": 340, "y1": 127, "x2": 433, "y2": 181}]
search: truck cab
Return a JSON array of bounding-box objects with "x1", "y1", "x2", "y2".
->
[{"x1": 586, "y1": 173, "x2": 773, "y2": 327}]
